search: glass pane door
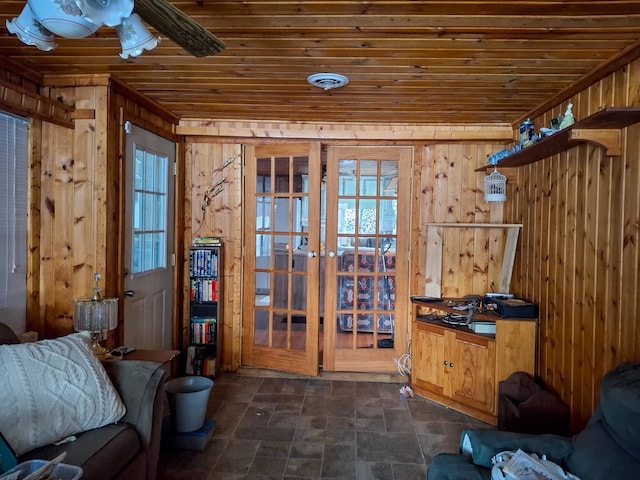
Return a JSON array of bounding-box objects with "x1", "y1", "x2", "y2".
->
[
  {"x1": 323, "y1": 147, "x2": 412, "y2": 372},
  {"x1": 242, "y1": 143, "x2": 321, "y2": 376}
]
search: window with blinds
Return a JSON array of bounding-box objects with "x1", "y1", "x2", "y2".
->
[{"x1": 0, "y1": 111, "x2": 29, "y2": 334}]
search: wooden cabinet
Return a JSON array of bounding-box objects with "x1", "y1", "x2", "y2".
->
[
  {"x1": 413, "y1": 321, "x2": 496, "y2": 420},
  {"x1": 411, "y1": 300, "x2": 536, "y2": 425}
]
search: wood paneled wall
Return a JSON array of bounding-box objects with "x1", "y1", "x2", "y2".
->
[
  {"x1": 507, "y1": 58, "x2": 640, "y2": 430},
  {"x1": 183, "y1": 141, "x2": 243, "y2": 369},
  {"x1": 7, "y1": 57, "x2": 639, "y2": 430},
  {"x1": 411, "y1": 143, "x2": 515, "y2": 297},
  {"x1": 0, "y1": 68, "x2": 179, "y2": 343},
  {"x1": 182, "y1": 135, "x2": 511, "y2": 371}
]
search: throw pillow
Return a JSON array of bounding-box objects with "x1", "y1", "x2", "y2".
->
[{"x1": 0, "y1": 332, "x2": 126, "y2": 456}]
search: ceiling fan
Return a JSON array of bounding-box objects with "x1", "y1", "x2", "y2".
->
[
  {"x1": 6, "y1": 0, "x2": 225, "y2": 57},
  {"x1": 133, "y1": 0, "x2": 225, "y2": 57}
]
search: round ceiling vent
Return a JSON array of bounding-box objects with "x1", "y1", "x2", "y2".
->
[{"x1": 307, "y1": 73, "x2": 349, "y2": 91}]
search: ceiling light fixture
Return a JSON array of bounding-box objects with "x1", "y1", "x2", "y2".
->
[
  {"x1": 6, "y1": 0, "x2": 160, "y2": 58},
  {"x1": 307, "y1": 73, "x2": 349, "y2": 91}
]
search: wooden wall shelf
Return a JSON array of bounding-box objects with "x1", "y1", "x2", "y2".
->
[{"x1": 476, "y1": 107, "x2": 640, "y2": 171}]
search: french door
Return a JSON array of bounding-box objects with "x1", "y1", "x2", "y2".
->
[
  {"x1": 242, "y1": 144, "x2": 412, "y2": 375},
  {"x1": 242, "y1": 143, "x2": 322, "y2": 376},
  {"x1": 323, "y1": 147, "x2": 412, "y2": 372}
]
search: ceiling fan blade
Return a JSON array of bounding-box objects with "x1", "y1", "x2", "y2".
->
[{"x1": 133, "y1": 0, "x2": 225, "y2": 57}]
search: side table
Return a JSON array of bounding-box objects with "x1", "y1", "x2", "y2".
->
[{"x1": 106, "y1": 349, "x2": 180, "y2": 378}]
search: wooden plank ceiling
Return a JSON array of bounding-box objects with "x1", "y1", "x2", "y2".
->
[{"x1": 2, "y1": 1, "x2": 640, "y2": 125}]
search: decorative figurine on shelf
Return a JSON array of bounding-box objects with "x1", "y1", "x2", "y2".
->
[
  {"x1": 559, "y1": 103, "x2": 575, "y2": 129},
  {"x1": 519, "y1": 118, "x2": 535, "y2": 146}
]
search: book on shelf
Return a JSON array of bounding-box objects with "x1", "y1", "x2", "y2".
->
[
  {"x1": 190, "y1": 317, "x2": 217, "y2": 344},
  {"x1": 190, "y1": 279, "x2": 219, "y2": 302},
  {"x1": 203, "y1": 357, "x2": 216, "y2": 377},
  {"x1": 189, "y1": 249, "x2": 218, "y2": 278},
  {"x1": 186, "y1": 345, "x2": 216, "y2": 376},
  {"x1": 193, "y1": 237, "x2": 221, "y2": 245}
]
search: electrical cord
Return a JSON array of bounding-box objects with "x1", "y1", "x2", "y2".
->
[
  {"x1": 393, "y1": 343, "x2": 412, "y2": 377},
  {"x1": 394, "y1": 353, "x2": 412, "y2": 376}
]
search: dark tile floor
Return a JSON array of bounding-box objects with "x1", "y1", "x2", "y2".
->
[{"x1": 157, "y1": 372, "x2": 492, "y2": 480}]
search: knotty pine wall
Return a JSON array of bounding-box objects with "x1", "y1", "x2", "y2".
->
[
  {"x1": 414, "y1": 144, "x2": 518, "y2": 298},
  {"x1": 182, "y1": 140, "x2": 243, "y2": 370},
  {"x1": 182, "y1": 136, "x2": 511, "y2": 371},
  {"x1": 507, "y1": 57, "x2": 640, "y2": 430},
  {"x1": 6, "y1": 58, "x2": 639, "y2": 429},
  {"x1": 2, "y1": 70, "x2": 180, "y2": 344}
]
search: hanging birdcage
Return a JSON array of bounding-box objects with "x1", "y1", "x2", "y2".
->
[{"x1": 484, "y1": 167, "x2": 507, "y2": 202}]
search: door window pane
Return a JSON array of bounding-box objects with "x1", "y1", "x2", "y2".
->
[
  {"x1": 333, "y1": 154, "x2": 399, "y2": 351},
  {"x1": 254, "y1": 310, "x2": 269, "y2": 346},
  {"x1": 132, "y1": 147, "x2": 168, "y2": 274},
  {"x1": 358, "y1": 201, "x2": 377, "y2": 234}
]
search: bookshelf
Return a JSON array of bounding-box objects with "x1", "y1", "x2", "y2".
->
[{"x1": 188, "y1": 243, "x2": 222, "y2": 377}]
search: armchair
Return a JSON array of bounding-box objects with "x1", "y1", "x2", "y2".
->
[{"x1": 427, "y1": 362, "x2": 640, "y2": 480}]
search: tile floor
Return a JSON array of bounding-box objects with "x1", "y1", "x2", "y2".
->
[{"x1": 157, "y1": 372, "x2": 492, "y2": 480}]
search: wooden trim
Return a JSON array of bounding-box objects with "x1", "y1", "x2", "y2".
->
[
  {"x1": 518, "y1": 39, "x2": 640, "y2": 125},
  {"x1": 0, "y1": 55, "x2": 44, "y2": 86},
  {"x1": 26, "y1": 119, "x2": 42, "y2": 333},
  {"x1": 109, "y1": 77, "x2": 181, "y2": 125},
  {"x1": 69, "y1": 109, "x2": 95, "y2": 120},
  {"x1": 569, "y1": 128, "x2": 621, "y2": 156},
  {"x1": 425, "y1": 223, "x2": 523, "y2": 228},
  {"x1": 0, "y1": 79, "x2": 74, "y2": 128},
  {"x1": 41, "y1": 74, "x2": 180, "y2": 128},
  {"x1": 178, "y1": 121, "x2": 513, "y2": 141}
]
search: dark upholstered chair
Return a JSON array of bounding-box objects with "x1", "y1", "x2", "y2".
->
[{"x1": 427, "y1": 362, "x2": 640, "y2": 480}]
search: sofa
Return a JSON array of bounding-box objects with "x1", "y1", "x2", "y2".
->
[
  {"x1": 0, "y1": 323, "x2": 166, "y2": 480},
  {"x1": 427, "y1": 362, "x2": 640, "y2": 480}
]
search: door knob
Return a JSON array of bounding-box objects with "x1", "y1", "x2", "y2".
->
[
  {"x1": 328, "y1": 250, "x2": 336, "y2": 258},
  {"x1": 124, "y1": 289, "x2": 136, "y2": 297},
  {"x1": 307, "y1": 251, "x2": 317, "y2": 258}
]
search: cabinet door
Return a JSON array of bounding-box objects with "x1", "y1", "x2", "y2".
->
[
  {"x1": 448, "y1": 331, "x2": 496, "y2": 414},
  {"x1": 412, "y1": 323, "x2": 446, "y2": 396}
]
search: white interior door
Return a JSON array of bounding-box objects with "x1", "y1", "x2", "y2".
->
[{"x1": 123, "y1": 122, "x2": 175, "y2": 349}]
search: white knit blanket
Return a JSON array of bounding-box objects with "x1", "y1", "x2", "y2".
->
[{"x1": 0, "y1": 333, "x2": 126, "y2": 456}]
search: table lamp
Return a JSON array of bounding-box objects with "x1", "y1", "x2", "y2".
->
[{"x1": 74, "y1": 273, "x2": 118, "y2": 356}]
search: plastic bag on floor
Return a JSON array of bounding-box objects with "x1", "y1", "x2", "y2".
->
[{"x1": 491, "y1": 449, "x2": 580, "y2": 480}]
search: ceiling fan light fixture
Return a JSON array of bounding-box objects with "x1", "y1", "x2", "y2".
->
[
  {"x1": 6, "y1": 4, "x2": 57, "y2": 51},
  {"x1": 74, "y1": 0, "x2": 134, "y2": 27},
  {"x1": 116, "y1": 13, "x2": 160, "y2": 59},
  {"x1": 27, "y1": 0, "x2": 100, "y2": 38},
  {"x1": 307, "y1": 73, "x2": 349, "y2": 91}
]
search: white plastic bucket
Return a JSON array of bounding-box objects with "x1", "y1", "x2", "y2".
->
[{"x1": 165, "y1": 376, "x2": 214, "y2": 432}]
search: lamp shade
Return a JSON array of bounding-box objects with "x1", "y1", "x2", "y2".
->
[
  {"x1": 73, "y1": 273, "x2": 118, "y2": 355},
  {"x1": 74, "y1": 0, "x2": 134, "y2": 27},
  {"x1": 74, "y1": 297, "x2": 118, "y2": 333},
  {"x1": 27, "y1": 0, "x2": 100, "y2": 38},
  {"x1": 6, "y1": 4, "x2": 57, "y2": 52},
  {"x1": 116, "y1": 14, "x2": 160, "y2": 59}
]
